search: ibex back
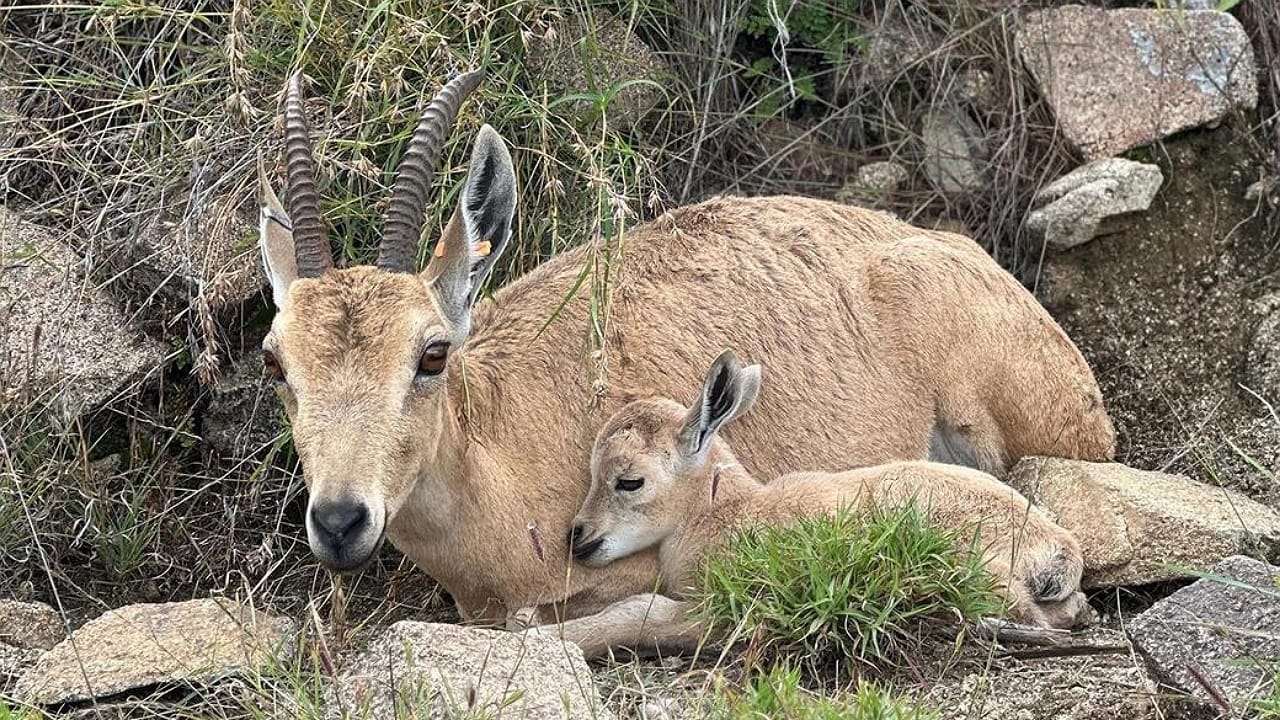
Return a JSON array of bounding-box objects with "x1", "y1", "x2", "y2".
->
[{"x1": 256, "y1": 70, "x2": 1114, "y2": 624}]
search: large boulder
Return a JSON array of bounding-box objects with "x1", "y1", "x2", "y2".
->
[
  {"x1": 332, "y1": 621, "x2": 608, "y2": 720},
  {"x1": 13, "y1": 598, "x2": 294, "y2": 706},
  {"x1": 108, "y1": 197, "x2": 262, "y2": 317},
  {"x1": 1128, "y1": 555, "x2": 1279, "y2": 711},
  {"x1": 0, "y1": 210, "x2": 165, "y2": 422},
  {"x1": 1008, "y1": 458, "x2": 1280, "y2": 588},
  {"x1": 1026, "y1": 158, "x2": 1164, "y2": 251},
  {"x1": 1017, "y1": 6, "x2": 1257, "y2": 161}
]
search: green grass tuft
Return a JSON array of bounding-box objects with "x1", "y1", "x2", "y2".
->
[
  {"x1": 711, "y1": 664, "x2": 938, "y2": 720},
  {"x1": 692, "y1": 503, "x2": 1001, "y2": 668},
  {"x1": 1254, "y1": 670, "x2": 1280, "y2": 718}
]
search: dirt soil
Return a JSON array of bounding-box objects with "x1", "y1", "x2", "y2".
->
[{"x1": 1038, "y1": 119, "x2": 1280, "y2": 509}]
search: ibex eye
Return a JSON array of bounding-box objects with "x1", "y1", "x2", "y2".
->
[
  {"x1": 418, "y1": 342, "x2": 450, "y2": 377},
  {"x1": 615, "y1": 477, "x2": 645, "y2": 492},
  {"x1": 262, "y1": 349, "x2": 284, "y2": 382}
]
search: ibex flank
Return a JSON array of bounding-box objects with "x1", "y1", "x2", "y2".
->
[{"x1": 256, "y1": 69, "x2": 1114, "y2": 624}]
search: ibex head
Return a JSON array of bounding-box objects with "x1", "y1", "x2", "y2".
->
[
  {"x1": 570, "y1": 350, "x2": 762, "y2": 566},
  {"x1": 257, "y1": 70, "x2": 516, "y2": 572}
]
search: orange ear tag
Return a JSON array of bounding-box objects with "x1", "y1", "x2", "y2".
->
[
  {"x1": 476, "y1": 240, "x2": 492, "y2": 257},
  {"x1": 434, "y1": 240, "x2": 446, "y2": 258}
]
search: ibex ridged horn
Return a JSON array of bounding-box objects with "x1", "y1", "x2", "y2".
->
[
  {"x1": 378, "y1": 68, "x2": 486, "y2": 273},
  {"x1": 283, "y1": 70, "x2": 332, "y2": 278}
]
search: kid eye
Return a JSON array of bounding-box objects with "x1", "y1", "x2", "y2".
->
[{"x1": 615, "y1": 477, "x2": 645, "y2": 492}]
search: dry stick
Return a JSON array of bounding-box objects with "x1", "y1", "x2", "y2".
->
[{"x1": 1186, "y1": 660, "x2": 1234, "y2": 715}]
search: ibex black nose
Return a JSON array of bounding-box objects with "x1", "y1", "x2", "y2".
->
[
  {"x1": 310, "y1": 500, "x2": 369, "y2": 545},
  {"x1": 568, "y1": 523, "x2": 585, "y2": 547}
]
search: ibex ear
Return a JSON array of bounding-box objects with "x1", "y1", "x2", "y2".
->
[
  {"x1": 679, "y1": 350, "x2": 763, "y2": 458},
  {"x1": 425, "y1": 125, "x2": 517, "y2": 338},
  {"x1": 258, "y1": 162, "x2": 298, "y2": 308}
]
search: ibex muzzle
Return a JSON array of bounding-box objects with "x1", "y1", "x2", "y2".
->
[{"x1": 258, "y1": 68, "x2": 515, "y2": 573}]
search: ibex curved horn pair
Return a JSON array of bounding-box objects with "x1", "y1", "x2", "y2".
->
[{"x1": 280, "y1": 68, "x2": 486, "y2": 276}]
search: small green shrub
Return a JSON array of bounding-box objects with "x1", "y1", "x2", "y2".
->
[
  {"x1": 0, "y1": 702, "x2": 43, "y2": 720},
  {"x1": 736, "y1": 0, "x2": 864, "y2": 115},
  {"x1": 740, "y1": 0, "x2": 863, "y2": 64},
  {"x1": 693, "y1": 504, "x2": 1001, "y2": 667},
  {"x1": 711, "y1": 664, "x2": 937, "y2": 720}
]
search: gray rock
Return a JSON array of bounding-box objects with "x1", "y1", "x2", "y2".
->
[
  {"x1": 1008, "y1": 458, "x2": 1280, "y2": 588},
  {"x1": 524, "y1": 9, "x2": 670, "y2": 132},
  {"x1": 0, "y1": 643, "x2": 41, "y2": 697},
  {"x1": 332, "y1": 621, "x2": 608, "y2": 720},
  {"x1": 1167, "y1": 0, "x2": 1215, "y2": 10},
  {"x1": 1128, "y1": 555, "x2": 1280, "y2": 710},
  {"x1": 863, "y1": 9, "x2": 939, "y2": 85},
  {"x1": 201, "y1": 352, "x2": 286, "y2": 458},
  {"x1": 0, "y1": 209, "x2": 165, "y2": 422},
  {"x1": 836, "y1": 161, "x2": 910, "y2": 208},
  {"x1": 1017, "y1": 6, "x2": 1257, "y2": 160},
  {"x1": 14, "y1": 598, "x2": 294, "y2": 706},
  {"x1": 959, "y1": 67, "x2": 1001, "y2": 117},
  {"x1": 922, "y1": 107, "x2": 985, "y2": 194},
  {"x1": 0, "y1": 600, "x2": 64, "y2": 651},
  {"x1": 108, "y1": 198, "x2": 262, "y2": 315},
  {"x1": 1026, "y1": 158, "x2": 1164, "y2": 251}
]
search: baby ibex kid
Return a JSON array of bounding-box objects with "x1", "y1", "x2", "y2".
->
[{"x1": 533, "y1": 350, "x2": 1092, "y2": 658}]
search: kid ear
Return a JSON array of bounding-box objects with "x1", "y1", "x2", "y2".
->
[{"x1": 679, "y1": 350, "x2": 762, "y2": 457}]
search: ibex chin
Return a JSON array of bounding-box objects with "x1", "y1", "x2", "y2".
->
[
  {"x1": 539, "y1": 349, "x2": 1090, "y2": 658},
  {"x1": 256, "y1": 69, "x2": 1114, "y2": 626}
]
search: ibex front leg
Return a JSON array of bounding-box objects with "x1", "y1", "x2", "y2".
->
[{"x1": 511, "y1": 593, "x2": 710, "y2": 659}]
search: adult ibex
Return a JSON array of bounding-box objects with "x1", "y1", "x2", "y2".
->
[
  {"x1": 547, "y1": 349, "x2": 1090, "y2": 657},
  {"x1": 257, "y1": 69, "x2": 1114, "y2": 627}
]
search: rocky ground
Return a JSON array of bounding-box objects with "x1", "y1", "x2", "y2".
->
[{"x1": 2, "y1": 0, "x2": 1280, "y2": 718}]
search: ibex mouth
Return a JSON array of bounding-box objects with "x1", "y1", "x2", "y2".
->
[
  {"x1": 571, "y1": 536, "x2": 604, "y2": 562},
  {"x1": 317, "y1": 532, "x2": 385, "y2": 574}
]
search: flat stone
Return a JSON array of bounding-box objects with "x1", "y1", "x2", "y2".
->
[
  {"x1": 1017, "y1": 6, "x2": 1257, "y2": 160},
  {"x1": 0, "y1": 209, "x2": 165, "y2": 422},
  {"x1": 922, "y1": 106, "x2": 985, "y2": 194},
  {"x1": 524, "y1": 9, "x2": 670, "y2": 132},
  {"x1": 1008, "y1": 458, "x2": 1280, "y2": 588},
  {"x1": 1128, "y1": 555, "x2": 1280, "y2": 710},
  {"x1": 201, "y1": 352, "x2": 286, "y2": 458},
  {"x1": 13, "y1": 598, "x2": 294, "y2": 706},
  {"x1": 0, "y1": 600, "x2": 64, "y2": 650},
  {"x1": 1027, "y1": 158, "x2": 1164, "y2": 251},
  {"x1": 332, "y1": 621, "x2": 608, "y2": 720}
]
